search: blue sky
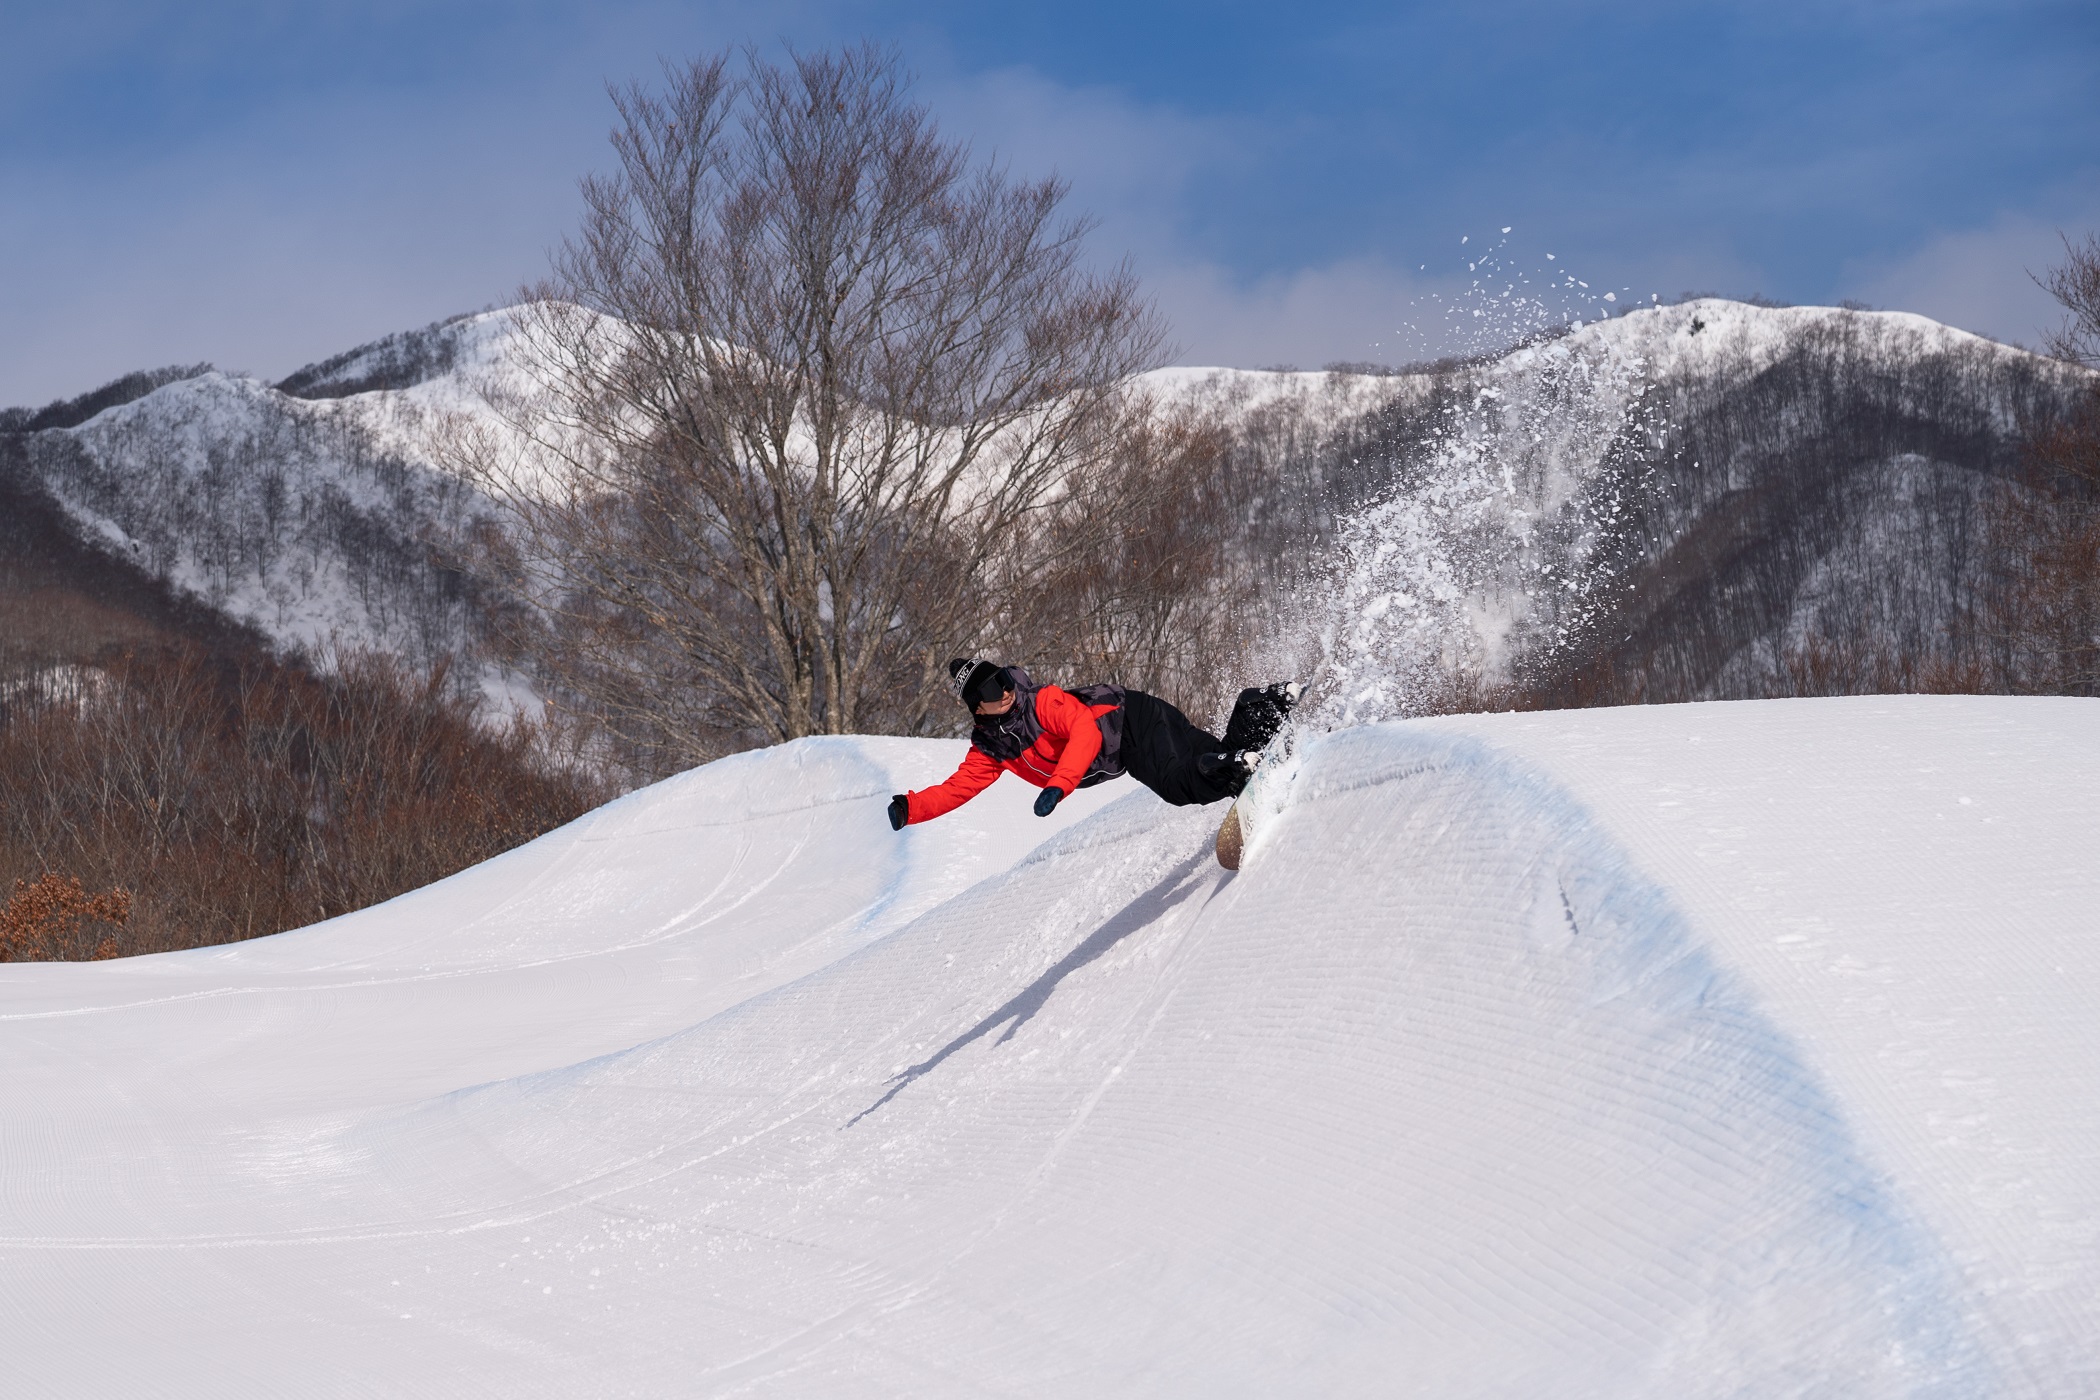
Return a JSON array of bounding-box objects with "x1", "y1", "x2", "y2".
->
[{"x1": 3, "y1": 0, "x2": 2095, "y2": 404}]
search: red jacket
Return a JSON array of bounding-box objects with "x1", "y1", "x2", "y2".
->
[{"x1": 904, "y1": 684, "x2": 1118, "y2": 824}]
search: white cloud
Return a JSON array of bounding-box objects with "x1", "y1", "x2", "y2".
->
[
  {"x1": 16, "y1": 30, "x2": 2078, "y2": 409},
  {"x1": 1845, "y1": 182, "x2": 2100, "y2": 349},
  {"x1": 0, "y1": 80, "x2": 599, "y2": 406},
  {"x1": 0, "y1": 0, "x2": 787, "y2": 407},
  {"x1": 1147, "y1": 257, "x2": 1437, "y2": 369},
  {"x1": 927, "y1": 65, "x2": 1251, "y2": 226},
  {"x1": 928, "y1": 69, "x2": 1462, "y2": 369},
  {"x1": 921, "y1": 67, "x2": 1791, "y2": 370}
]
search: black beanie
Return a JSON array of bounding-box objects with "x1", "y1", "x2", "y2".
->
[{"x1": 947, "y1": 657, "x2": 1008, "y2": 709}]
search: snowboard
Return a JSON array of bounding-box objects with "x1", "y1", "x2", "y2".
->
[
  {"x1": 1214, "y1": 799, "x2": 1249, "y2": 870},
  {"x1": 1213, "y1": 682, "x2": 1306, "y2": 872},
  {"x1": 1213, "y1": 744, "x2": 1286, "y2": 871}
]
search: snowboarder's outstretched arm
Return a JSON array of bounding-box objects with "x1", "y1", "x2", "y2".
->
[
  {"x1": 895, "y1": 747, "x2": 1003, "y2": 826},
  {"x1": 886, "y1": 669, "x2": 1112, "y2": 829}
]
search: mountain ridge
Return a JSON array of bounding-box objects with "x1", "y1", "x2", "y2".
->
[{"x1": 3, "y1": 299, "x2": 2086, "y2": 716}]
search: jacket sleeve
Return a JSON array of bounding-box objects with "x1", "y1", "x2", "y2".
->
[
  {"x1": 906, "y1": 746, "x2": 1003, "y2": 823},
  {"x1": 1036, "y1": 686, "x2": 1104, "y2": 796}
]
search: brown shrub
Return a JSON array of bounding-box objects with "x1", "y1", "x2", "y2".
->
[
  {"x1": 1980, "y1": 401, "x2": 2100, "y2": 693},
  {"x1": 0, "y1": 873, "x2": 132, "y2": 962}
]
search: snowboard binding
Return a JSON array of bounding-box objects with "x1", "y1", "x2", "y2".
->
[{"x1": 1212, "y1": 681, "x2": 1306, "y2": 869}]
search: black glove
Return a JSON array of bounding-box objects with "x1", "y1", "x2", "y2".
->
[
  {"x1": 1033, "y1": 786, "x2": 1063, "y2": 818},
  {"x1": 887, "y1": 794, "x2": 909, "y2": 831}
]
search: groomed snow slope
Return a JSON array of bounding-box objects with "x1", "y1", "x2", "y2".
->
[{"x1": 2, "y1": 698, "x2": 2094, "y2": 1396}]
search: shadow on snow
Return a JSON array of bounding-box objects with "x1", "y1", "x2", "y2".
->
[{"x1": 846, "y1": 850, "x2": 1212, "y2": 1126}]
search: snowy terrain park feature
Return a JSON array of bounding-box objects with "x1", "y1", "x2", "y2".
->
[{"x1": 2, "y1": 697, "x2": 2095, "y2": 1396}]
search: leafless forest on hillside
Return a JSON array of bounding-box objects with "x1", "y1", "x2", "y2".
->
[
  {"x1": 0, "y1": 643, "x2": 601, "y2": 960},
  {"x1": 1256, "y1": 275, "x2": 2100, "y2": 715}
]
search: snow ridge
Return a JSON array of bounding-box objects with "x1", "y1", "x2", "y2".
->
[{"x1": 14, "y1": 297, "x2": 2075, "y2": 715}]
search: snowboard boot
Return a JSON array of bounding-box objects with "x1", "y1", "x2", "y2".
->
[{"x1": 1220, "y1": 680, "x2": 1303, "y2": 756}]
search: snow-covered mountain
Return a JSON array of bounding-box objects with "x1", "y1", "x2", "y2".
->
[
  {"x1": 0, "y1": 310, "x2": 1398, "y2": 683},
  {"x1": 4, "y1": 312, "x2": 545, "y2": 670},
  {"x1": 2, "y1": 696, "x2": 2092, "y2": 1393},
  {"x1": 1305, "y1": 300, "x2": 2086, "y2": 713},
  {"x1": 2, "y1": 301, "x2": 2084, "y2": 712}
]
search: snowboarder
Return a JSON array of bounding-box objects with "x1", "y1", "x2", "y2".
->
[{"x1": 886, "y1": 659, "x2": 1298, "y2": 829}]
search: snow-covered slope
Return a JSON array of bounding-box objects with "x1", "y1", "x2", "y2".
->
[
  {"x1": 1316, "y1": 301, "x2": 2089, "y2": 711},
  {"x1": 24, "y1": 370, "x2": 484, "y2": 660},
  {"x1": 13, "y1": 386, "x2": 485, "y2": 680},
  {"x1": 1137, "y1": 361, "x2": 1418, "y2": 421},
  {"x1": 2, "y1": 696, "x2": 2092, "y2": 1396},
  {"x1": 5, "y1": 309, "x2": 1400, "y2": 679}
]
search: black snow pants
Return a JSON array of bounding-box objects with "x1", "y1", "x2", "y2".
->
[{"x1": 1119, "y1": 687, "x2": 1290, "y2": 807}]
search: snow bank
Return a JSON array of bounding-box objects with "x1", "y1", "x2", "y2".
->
[{"x1": 1, "y1": 699, "x2": 2093, "y2": 1396}]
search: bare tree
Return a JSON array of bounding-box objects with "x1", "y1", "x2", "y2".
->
[
  {"x1": 1013, "y1": 397, "x2": 1264, "y2": 717},
  {"x1": 2040, "y1": 231, "x2": 2100, "y2": 370},
  {"x1": 1992, "y1": 232, "x2": 2100, "y2": 692},
  {"x1": 460, "y1": 47, "x2": 1163, "y2": 776}
]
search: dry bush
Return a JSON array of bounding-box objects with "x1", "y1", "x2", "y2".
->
[
  {"x1": 1517, "y1": 630, "x2": 1994, "y2": 710},
  {"x1": 0, "y1": 874, "x2": 131, "y2": 962},
  {"x1": 1977, "y1": 461, "x2": 2100, "y2": 693},
  {"x1": 2041, "y1": 232, "x2": 2100, "y2": 370},
  {"x1": 1769, "y1": 635, "x2": 1992, "y2": 698},
  {"x1": 0, "y1": 644, "x2": 604, "y2": 959}
]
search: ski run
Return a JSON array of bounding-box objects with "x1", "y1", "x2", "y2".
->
[{"x1": 2, "y1": 695, "x2": 2095, "y2": 1394}]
